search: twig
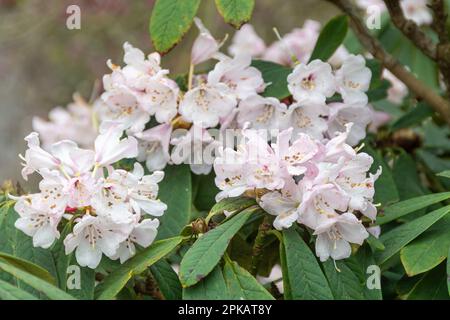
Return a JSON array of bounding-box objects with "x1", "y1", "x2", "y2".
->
[
  {"x1": 383, "y1": 0, "x2": 437, "y2": 61},
  {"x1": 326, "y1": 0, "x2": 450, "y2": 125}
]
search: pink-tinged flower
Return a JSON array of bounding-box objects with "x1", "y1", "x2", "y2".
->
[
  {"x1": 14, "y1": 192, "x2": 65, "y2": 249},
  {"x1": 327, "y1": 99, "x2": 372, "y2": 146},
  {"x1": 243, "y1": 130, "x2": 286, "y2": 190},
  {"x1": 191, "y1": 18, "x2": 224, "y2": 65},
  {"x1": 20, "y1": 132, "x2": 60, "y2": 180},
  {"x1": 382, "y1": 70, "x2": 408, "y2": 105},
  {"x1": 66, "y1": 174, "x2": 100, "y2": 209},
  {"x1": 401, "y1": 0, "x2": 432, "y2": 26},
  {"x1": 280, "y1": 102, "x2": 329, "y2": 140},
  {"x1": 179, "y1": 82, "x2": 237, "y2": 128},
  {"x1": 94, "y1": 124, "x2": 138, "y2": 167},
  {"x1": 298, "y1": 184, "x2": 350, "y2": 230},
  {"x1": 335, "y1": 153, "x2": 382, "y2": 220},
  {"x1": 100, "y1": 86, "x2": 150, "y2": 134},
  {"x1": 274, "y1": 128, "x2": 319, "y2": 176},
  {"x1": 314, "y1": 212, "x2": 369, "y2": 262},
  {"x1": 336, "y1": 54, "x2": 371, "y2": 103},
  {"x1": 49, "y1": 140, "x2": 95, "y2": 176},
  {"x1": 64, "y1": 214, "x2": 132, "y2": 269},
  {"x1": 135, "y1": 123, "x2": 172, "y2": 172},
  {"x1": 263, "y1": 20, "x2": 320, "y2": 65},
  {"x1": 112, "y1": 217, "x2": 159, "y2": 263},
  {"x1": 328, "y1": 45, "x2": 351, "y2": 68},
  {"x1": 259, "y1": 178, "x2": 303, "y2": 230},
  {"x1": 228, "y1": 24, "x2": 266, "y2": 58},
  {"x1": 367, "y1": 225, "x2": 381, "y2": 238},
  {"x1": 323, "y1": 124, "x2": 357, "y2": 162},
  {"x1": 368, "y1": 106, "x2": 391, "y2": 132},
  {"x1": 287, "y1": 60, "x2": 336, "y2": 104},
  {"x1": 214, "y1": 146, "x2": 248, "y2": 201},
  {"x1": 237, "y1": 95, "x2": 287, "y2": 130},
  {"x1": 207, "y1": 54, "x2": 265, "y2": 100},
  {"x1": 171, "y1": 125, "x2": 220, "y2": 175},
  {"x1": 141, "y1": 76, "x2": 179, "y2": 124},
  {"x1": 32, "y1": 96, "x2": 98, "y2": 150}
]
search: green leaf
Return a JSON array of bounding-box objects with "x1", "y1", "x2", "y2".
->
[
  {"x1": 376, "y1": 192, "x2": 450, "y2": 225},
  {"x1": 392, "y1": 152, "x2": 425, "y2": 201},
  {"x1": 157, "y1": 165, "x2": 192, "y2": 239},
  {"x1": 215, "y1": 0, "x2": 254, "y2": 28},
  {"x1": 345, "y1": 246, "x2": 383, "y2": 300},
  {"x1": 0, "y1": 279, "x2": 38, "y2": 300},
  {"x1": 391, "y1": 102, "x2": 434, "y2": 131},
  {"x1": 406, "y1": 263, "x2": 449, "y2": 300},
  {"x1": 400, "y1": 214, "x2": 450, "y2": 276},
  {"x1": 0, "y1": 259, "x2": 76, "y2": 300},
  {"x1": 95, "y1": 236, "x2": 183, "y2": 300},
  {"x1": 282, "y1": 228, "x2": 333, "y2": 300},
  {"x1": 0, "y1": 252, "x2": 55, "y2": 285},
  {"x1": 323, "y1": 260, "x2": 366, "y2": 300},
  {"x1": 251, "y1": 60, "x2": 292, "y2": 100},
  {"x1": 182, "y1": 266, "x2": 230, "y2": 299},
  {"x1": 0, "y1": 201, "x2": 57, "y2": 297},
  {"x1": 192, "y1": 171, "x2": 220, "y2": 211},
  {"x1": 279, "y1": 240, "x2": 292, "y2": 300},
  {"x1": 375, "y1": 205, "x2": 450, "y2": 264},
  {"x1": 179, "y1": 207, "x2": 255, "y2": 287},
  {"x1": 149, "y1": 0, "x2": 201, "y2": 54},
  {"x1": 309, "y1": 15, "x2": 348, "y2": 62},
  {"x1": 362, "y1": 144, "x2": 399, "y2": 206},
  {"x1": 207, "y1": 196, "x2": 256, "y2": 223},
  {"x1": 223, "y1": 259, "x2": 274, "y2": 300},
  {"x1": 438, "y1": 170, "x2": 450, "y2": 179},
  {"x1": 447, "y1": 247, "x2": 450, "y2": 295},
  {"x1": 150, "y1": 260, "x2": 182, "y2": 300}
]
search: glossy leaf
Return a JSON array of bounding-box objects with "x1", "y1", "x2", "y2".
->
[
  {"x1": 309, "y1": 15, "x2": 348, "y2": 62},
  {"x1": 251, "y1": 60, "x2": 292, "y2": 100}
]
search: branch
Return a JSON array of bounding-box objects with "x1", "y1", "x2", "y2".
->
[
  {"x1": 326, "y1": 0, "x2": 450, "y2": 125},
  {"x1": 250, "y1": 215, "x2": 272, "y2": 276},
  {"x1": 429, "y1": 0, "x2": 450, "y2": 96},
  {"x1": 383, "y1": 0, "x2": 437, "y2": 61}
]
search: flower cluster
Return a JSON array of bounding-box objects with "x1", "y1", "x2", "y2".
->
[
  {"x1": 214, "y1": 125, "x2": 381, "y2": 262},
  {"x1": 12, "y1": 125, "x2": 166, "y2": 268}
]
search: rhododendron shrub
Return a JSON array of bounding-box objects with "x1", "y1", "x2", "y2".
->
[{"x1": 0, "y1": 0, "x2": 449, "y2": 301}]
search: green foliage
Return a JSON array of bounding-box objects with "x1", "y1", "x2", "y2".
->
[
  {"x1": 251, "y1": 60, "x2": 292, "y2": 100},
  {"x1": 309, "y1": 15, "x2": 348, "y2": 62},
  {"x1": 95, "y1": 237, "x2": 183, "y2": 299},
  {"x1": 182, "y1": 266, "x2": 230, "y2": 299},
  {"x1": 282, "y1": 229, "x2": 333, "y2": 300},
  {"x1": 215, "y1": 0, "x2": 254, "y2": 28},
  {"x1": 149, "y1": 0, "x2": 201, "y2": 54},
  {"x1": 179, "y1": 207, "x2": 255, "y2": 287},
  {"x1": 150, "y1": 260, "x2": 182, "y2": 300}
]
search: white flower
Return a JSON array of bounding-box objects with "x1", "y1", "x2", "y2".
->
[
  {"x1": 32, "y1": 95, "x2": 98, "y2": 150},
  {"x1": 400, "y1": 0, "x2": 432, "y2": 26},
  {"x1": 259, "y1": 179, "x2": 302, "y2": 230},
  {"x1": 94, "y1": 124, "x2": 138, "y2": 167},
  {"x1": 171, "y1": 125, "x2": 220, "y2": 175},
  {"x1": 214, "y1": 147, "x2": 248, "y2": 201},
  {"x1": 191, "y1": 18, "x2": 224, "y2": 65},
  {"x1": 100, "y1": 86, "x2": 150, "y2": 134},
  {"x1": 207, "y1": 54, "x2": 265, "y2": 100},
  {"x1": 179, "y1": 82, "x2": 237, "y2": 128},
  {"x1": 64, "y1": 214, "x2": 132, "y2": 269},
  {"x1": 228, "y1": 24, "x2": 266, "y2": 58},
  {"x1": 135, "y1": 123, "x2": 172, "y2": 172},
  {"x1": 327, "y1": 100, "x2": 372, "y2": 146},
  {"x1": 287, "y1": 60, "x2": 335, "y2": 104},
  {"x1": 280, "y1": 102, "x2": 329, "y2": 140},
  {"x1": 141, "y1": 76, "x2": 179, "y2": 124},
  {"x1": 383, "y1": 70, "x2": 408, "y2": 105},
  {"x1": 237, "y1": 95, "x2": 287, "y2": 130},
  {"x1": 14, "y1": 192, "x2": 65, "y2": 249},
  {"x1": 112, "y1": 218, "x2": 159, "y2": 263},
  {"x1": 314, "y1": 212, "x2": 369, "y2": 262},
  {"x1": 336, "y1": 54, "x2": 371, "y2": 104}
]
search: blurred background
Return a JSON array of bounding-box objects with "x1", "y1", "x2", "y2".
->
[{"x1": 0, "y1": 0, "x2": 338, "y2": 185}]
